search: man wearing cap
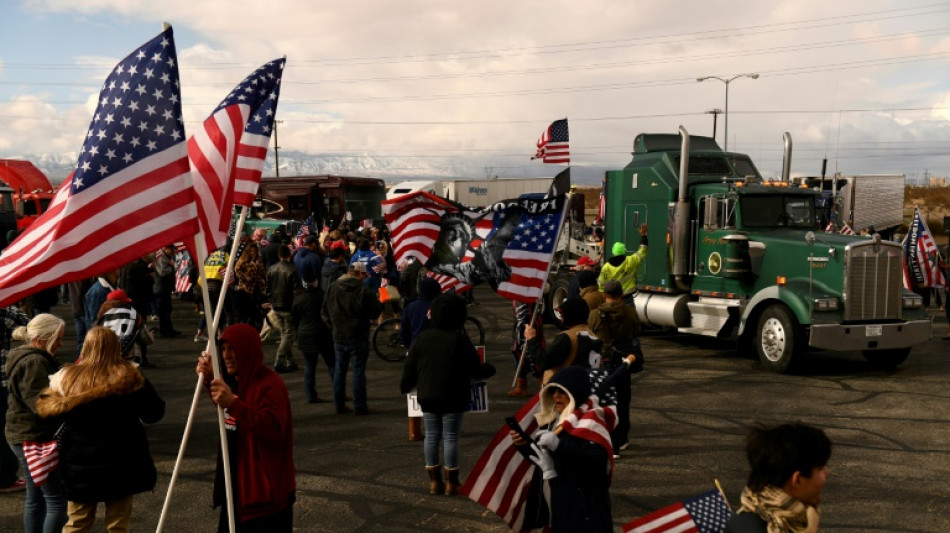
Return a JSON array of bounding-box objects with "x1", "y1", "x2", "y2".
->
[
  {"x1": 293, "y1": 235, "x2": 323, "y2": 288},
  {"x1": 588, "y1": 279, "x2": 642, "y2": 457},
  {"x1": 598, "y1": 223, "x2": 648, "y2": 305},
  {"x1": 567, "y1": 256, "x2": 598, "y2": 299},
  {"x1": 321, "y1": 262, "x2": 382, "y2": 415}
]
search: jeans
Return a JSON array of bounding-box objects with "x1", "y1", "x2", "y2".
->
[
  {"x1": 333, "y1": 341, "x2": 369, "y2": 412},
  {"x1": 423, "y1": 412, "x2": 464, "y2": 469},
  {"x1": 301, "y1": 346, "x2": 335, "y2": 402},
  {"x1": 273, "y1": 310, "x2": 297, "y2": 367},
  {"x1": 11, "y1": 442, "x2": 68, "y2": 533}
]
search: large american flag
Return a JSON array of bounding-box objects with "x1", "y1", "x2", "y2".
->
[
  {"x1": 623, "y1": 489, "x2": 732, "y2": 533},
  {"x1": 903, "y1": 207, "x2": 947, "y2": 289},
  {"x1": 0, "y1": 28, "x2": 198, "y2": 308},
  {"x1": 462, "y1": 392, "x2": 617, "y2": 532},
  {"x1": 531, "y1": 119, "x2": 570, "y2": 164},
  {"x1": 382, "y1": 191, "x2": 566, "y2": 303},
  {"x1": 188, "y1": 58, "x2": 285, "y2": 263}
]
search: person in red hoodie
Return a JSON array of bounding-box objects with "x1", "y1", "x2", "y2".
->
[{"x1": 196, "y1": 324, "x2": 296, "y2": 532}]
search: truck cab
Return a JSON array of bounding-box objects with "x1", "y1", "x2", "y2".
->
[{"x1": 602, "y1": 128, "x2": 929, "y2": 372}]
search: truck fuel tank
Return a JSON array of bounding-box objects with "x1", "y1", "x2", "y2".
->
[{"x1": 633, "y1": 292, "x2": 691, "y2": 328}]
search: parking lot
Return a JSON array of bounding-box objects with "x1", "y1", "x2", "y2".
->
[{"x1": 0, "y1": 287, "x2": 947, "y2": 532}]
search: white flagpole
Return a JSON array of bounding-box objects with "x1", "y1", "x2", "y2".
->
[
  {"x1": 157, "y1": 207, "x2": 249, "y2": 533},
  {"x1": 511, "y1": 189, "x2": 573, "y2": 387}
]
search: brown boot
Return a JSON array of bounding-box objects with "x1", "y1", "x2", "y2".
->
[
  {"x1": 444, "y1": 467, "x2": 461, "y2": 496},
  {"x1": 507, "y1": 378, "x2": 529, "y2": 397},
  {"x1": 426, "y1": 466, "x2": 444, "y2": 495},
  {"x1": 408, "y1": 417, "x2": 423, "y2": 442}
]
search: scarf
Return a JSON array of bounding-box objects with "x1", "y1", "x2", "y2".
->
[{"x1": 737, "y1": 486, "x2": 820, "y2": 533}]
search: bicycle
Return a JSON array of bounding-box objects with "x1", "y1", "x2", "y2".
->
[{"x1": 372, "y1": 315, "x2": 485, "y2": 363}]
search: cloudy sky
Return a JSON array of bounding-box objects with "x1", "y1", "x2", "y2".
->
[{"x1": 1, "y1": 0, "x2": 948, "y2": 184}]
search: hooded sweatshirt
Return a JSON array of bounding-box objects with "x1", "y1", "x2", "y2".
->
[
  {"x1": 36, "y1": 364, "x2": 164, "y2": 502},
  {"x1": 213, "y1": 324, "x2": 296, "y2": 521},
  {"x1": 399, "y1": 277, "x2": 441, "y2": 347},
  {"x1": 399, "y1": 294, "x2": 495, "y2": 413},
  {"x1": 321, "y1": 273, "x2": 382, "y2": 343}
]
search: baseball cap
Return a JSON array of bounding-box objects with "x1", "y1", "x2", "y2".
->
[
  {"x1": 106, "y1": 289, "x2": 132, "y2": 303},
  {"x1": 602, "y1": 279, "x2": 623, "y2": 296},
  {"x1": 349, "y1": 262, "x2": 368, "y2": 273},
  {"x1": 611, "y1": 242, "x2": 627, "y2": 256},
  {"x1": 331, "y1": 240, "x2": 348, "y2": 251},
  {"x1": 576, "y1": 256, "x2": 596, "y2": 268}
]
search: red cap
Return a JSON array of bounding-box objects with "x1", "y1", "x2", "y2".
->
[
  {"x1": 576, "y1": 256, "x2": 596, "y2": 268},
  {"x1": 331, "y1": 240, "x2": 348, "y2": 250},
  {"x1": 107, "y1": 289, "x2": 132, "y2": 303}
]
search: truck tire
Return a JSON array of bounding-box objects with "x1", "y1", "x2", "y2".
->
[
  {"x1": 543, "y1": 274, "x2": 572, "y2": 325},
  {"x1": 861, "y1": 348, "x2": 910, "y2": 369},
  {"x1": 754, "y1": 304, "x2": 801, "y2": 373}
]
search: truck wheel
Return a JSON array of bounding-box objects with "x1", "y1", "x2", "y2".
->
[
  {"x1": 754, "y1": 304, "x2": 800, "y2": 373},
  {"x1": 543, "y1": 275, "x2": 571, "y2": 325},
  {"x1": 861, "y1": 348, "x2": 910, "y2": 369}
]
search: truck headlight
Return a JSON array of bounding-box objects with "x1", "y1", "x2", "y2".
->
[
  {"x1": 902, "y1": 295, "x2": 923, "y2": 309},
  {"x1": 813, "y1": 297, "x2": 839, "y2": 311}
]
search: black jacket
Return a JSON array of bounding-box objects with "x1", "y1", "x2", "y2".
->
[
  {"x1": 400, "y1": 294, "x2": 494, "y2": 413},
  {"x1": 36, "y1": 368, "x2": 165, "y2": 503},
  {"x1": 725, "y1": 512, "x2": 768, "y2": 533},
  {"x1": 321, "y1": 260, "x2": 349, "y2": 291},
  {"x1": 5, "y1": 346, "x2": 61, "y2": 443},
  {"x1": 293, "y1": 286, "x2": 332, "y2": 351},
  {"x1": 267, "y1": 260, "x2": 302, "y2": 311},
  {"x1": 321, "y1": 274, "x2": 382, "y2": 344}
]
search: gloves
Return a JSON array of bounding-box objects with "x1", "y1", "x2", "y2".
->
[
  {"x1": 529, "y1": 443, "x2": 558, "y2": 480},
  {"x1": 535, "y1": 429, "x2": 560, "y2": 452}
]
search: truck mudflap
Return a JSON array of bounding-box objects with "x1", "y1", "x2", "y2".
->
[{"x1": 809, "y1": 319, "x2": 931, "y2": 351}]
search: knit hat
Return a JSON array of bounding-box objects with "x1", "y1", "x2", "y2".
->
[
  {"x1": 576, "y1": 269, "x2": 598, "y2": 289},
  {"x1": 558, "y1": 297, "x2": 590, "y2": 328},
  {"x1": 612, "y1": 242, "x2": 627, "y2": 256}
]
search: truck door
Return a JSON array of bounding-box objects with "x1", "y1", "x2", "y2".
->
[
  {"x1": 693, "y1": 195, "x2": 745, "y2": 293},
  {"x1": 621, "y1": 203, "x2": 648, "y2": 277}
]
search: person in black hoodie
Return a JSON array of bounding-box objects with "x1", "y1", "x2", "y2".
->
[
  {"x1": 399, "y1": 277, "x2": 441, "y2": 442},
  {"x1": 36, "y1": 326, "x2": 164, "y2": 533},
  {"x1": 293, "y1": 280, "x2": 335, "y2": 404},
  {"x1": 400, "y1": 293, "x2": 495, "y2": 496}
]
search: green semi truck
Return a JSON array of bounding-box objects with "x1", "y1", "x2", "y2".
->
[{"x1": 599, "y1": 126, "x2": 930, "y2": 372}]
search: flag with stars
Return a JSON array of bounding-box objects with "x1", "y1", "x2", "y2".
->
[
  {"x1": 0, "y1": 27, "x2": 198, "y2": 308},
  {"x1": 531, "y1": 118, "x2": 570, "y2": 164},
  {"x1": 188, "y1": 58, "x2": 285, "y2": 263},
  {"x1": 382, "y1": 191, "x2": 567, "y2": 303},
  {"x1": 623, "y1": 489, "x2": 732, "y2": 533}
]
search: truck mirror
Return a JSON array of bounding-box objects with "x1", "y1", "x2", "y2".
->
[{"x1": 805, "y1": 231, "x2": 815, "y2": 246}]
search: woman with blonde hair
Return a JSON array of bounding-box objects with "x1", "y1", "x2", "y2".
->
[
  {"x1": 36, "y1": 326, "x2": 164, "y2": 533},
  {"x1": 5, "y1": 312, "x2": 67, "y2": 533}
]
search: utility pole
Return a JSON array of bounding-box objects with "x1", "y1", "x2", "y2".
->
[
  {"x1": 273, "y1": 120, "x2": 283, "y2": 178},
  {"x1": 705, "y1": 108, "x2": 723, "y2": 142}
]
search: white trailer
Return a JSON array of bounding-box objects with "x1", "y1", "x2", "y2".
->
[
  {"x1": 443, "y1": 178, "x2": 554, "y2": 208},
  {"x1": 836, "y1": 174, "x2": 905, "y2": 233},
  {"x1": 386, "y1": 180, "x2": 444, "y2": 200}
]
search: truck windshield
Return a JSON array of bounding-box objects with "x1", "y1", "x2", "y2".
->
[{"x1": 740, "y1": 195, "x2": 816, "y2": 229}]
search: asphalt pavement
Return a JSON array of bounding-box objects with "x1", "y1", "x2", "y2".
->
[{"x1": 0, "y1": 287, "x2": 947, "y2": 532}]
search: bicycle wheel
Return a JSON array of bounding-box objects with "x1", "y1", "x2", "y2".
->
[
  {"x1": 372, "y1": 318, "x2": 407, "y2": 362},
  {"x1": 463, "y1": 316, "x2": 485, "y2": 347}
]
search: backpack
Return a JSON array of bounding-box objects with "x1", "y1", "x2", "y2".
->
[{"x1": 541, "y1": 325, "x2": 602, "y2": 385}]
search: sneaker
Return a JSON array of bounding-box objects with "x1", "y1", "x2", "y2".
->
[
  {"x1": 612, "y1": 453, "x2": 621, "y2": 460},
  {"x1": 618, "y1": 441, "x2": 631, "y2": 451},
  {"x1": 194, "y1": 334, "x2": 209, "y2": 343},
  {"x1": 0, "y1": 479, "x2": 26, "y2": 492}
]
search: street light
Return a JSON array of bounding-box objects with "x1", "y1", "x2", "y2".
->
[{"x1": 697, "y1": 73, "x2": 759, "y2": 151}]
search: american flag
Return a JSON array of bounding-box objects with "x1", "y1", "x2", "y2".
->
[
  {"x1": 903, "y1": 207, "x2": 947, "y2": 289},
  {"x1": 0, "y1": 28, "x2": 198, "y2": 308},
  {"x1": 294, "y1": 213, "x2": 314, "y2": 249},
  {"x1": 462, "y1": 391, "x2": 617, "y2": 532},
  {"x1": 23, "y1": 440, "x2": 59, "y2": 487},
  {"x1": 839, "y1": 223, "x2": 855, "y2": 235},
  {"x1": 188, "y1": 58, "x2": 285, "y2": 263},
  {"x1": 623, "y1": 490, "x2": 732, "y2": 533},
  {"x1": 382, "y1": 191, "x2": 566, "y2": 303},
  {"x1": 531, "y1": 119, "x2": 570, "y2": 164},
  {"x1": 175, "y1": 254, "x2": 193, "y2": 294},
  {"x1": 596, "y1": 178, "x2": 606, "y2": 225}
]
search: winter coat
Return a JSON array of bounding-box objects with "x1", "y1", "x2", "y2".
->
[
  {"x1": 588, "y1": 299, "x2": 640, "y2": 357},
  {"x1": 527, "y1": 327, "x2": 602, "y2": 377},
  {"x1": 400, "y1": 294, "x2": 495, "y2": 414},
  {"x1": 321, "y1": 274, "x2": 382, "y2": 344},
  {"x1": 83, "y1": 278, "x2": 114, "y2": 328},
  {"x1": 293, "y1": 247, "x2": 323, "y2": 286},
  {"x1": 35, "y1": 367, "x2": 164, "y2": 503},
  {"x1": 320, "y1": 260, "x2": 349, "y2": 291},
  {"x1": 292, "y1": 286, "x2": 332, "y2": 352},
  {"x1": 266, "y1": 260, "x2": 302, "y2": 311},
  {"x1": 725, "y1": 513, "x2": 768, "y2": 533},
  {"x1": 598, "y1": 241, "x2": 647, "y2": 296},
  {"x1": 212, "y1": 324, "x2": 296, "y2": 522},
  {"x1": 399, "y1": 277, "x2": 441, "y2": 348},
  {"x1": 580, "y1": 285, "x2": 605, "y2": 312},
  {"x1": 5, "y1": 346, "x2": 61, "y2": 443}
]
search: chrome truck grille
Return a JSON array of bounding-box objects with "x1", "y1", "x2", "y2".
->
[{"x1": 844, "y1": 240, "x2": 903, "y2": 321}]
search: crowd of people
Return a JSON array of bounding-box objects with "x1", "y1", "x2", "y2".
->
[{"x1": 0, "y1": 217, "x2": 842, "y2": 533}]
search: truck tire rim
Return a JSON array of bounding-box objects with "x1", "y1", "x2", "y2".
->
[
  {"x1": 552, "y1": 287, "x2": 568, "y2": 322},
  {"x1": 761, "y1": 317, "x2": 786, "y2": 362}
]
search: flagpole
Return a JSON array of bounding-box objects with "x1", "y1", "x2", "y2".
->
[
  {"x1": 511, "y1": 187, "x2": 574, "y2": 387},
  {"x1": 157, "y1": 208, "x2": 248, "y2": 533}
]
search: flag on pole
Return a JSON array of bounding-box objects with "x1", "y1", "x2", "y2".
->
[
  {"x1": 903, "y1": 207, "x2": 947, "y2": 289},
  {"x1": 839, "y1": 223, "x2": 855, "y2": 235},
  {"x1": 382, "y1": 191, "x2": 566, "y2": 303},
  {"x1": 187, "y1": 58, "x2": 285, "y2": 264},
  {"x1": 596, "y1": 177, "x2": 606, "y2": 225},
  {"x1": 546, "y1": 168, "x2": 571, "y2": 198},
  {"x1": 623, "y1": 489, "x2": 732, "y2": 533},
  {"x1": 295, "y1": 213, "x2": 314, "y2": 249},
  {"x1": 531, "y1": 119, "x2": 570, "y2": 164},
  {"x1": 0, "y1": 28, "x2": 198, "y2": 308}
]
